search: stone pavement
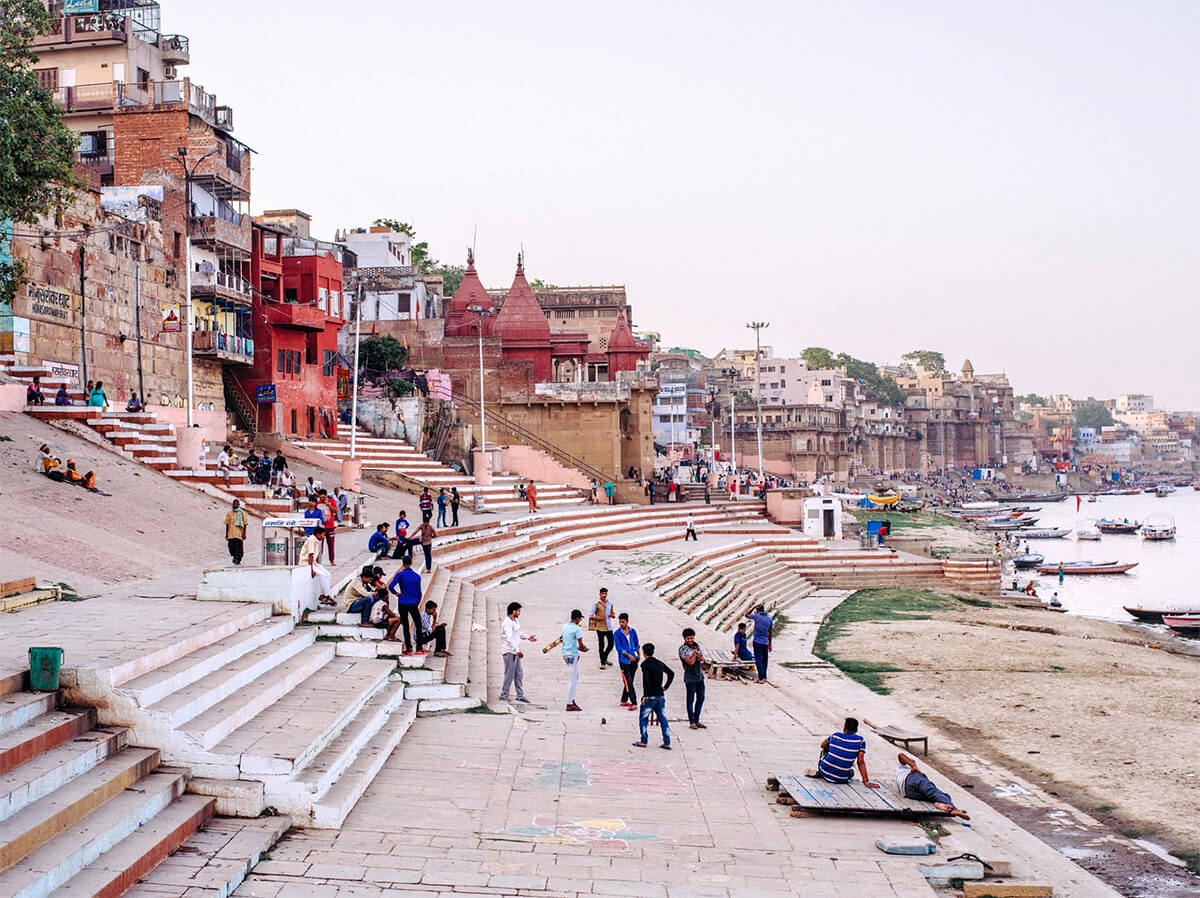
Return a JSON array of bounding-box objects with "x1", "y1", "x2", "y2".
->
[{"x1": 235, "y1": 544, "x2": 1117, "y2": 898}]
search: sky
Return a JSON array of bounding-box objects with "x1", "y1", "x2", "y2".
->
[{"x1": 169, "y1": 1, "x2": 1199, "y2": 409}]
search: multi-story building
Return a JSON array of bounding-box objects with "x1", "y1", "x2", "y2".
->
[
  {"x1": 331, "y1": 225, "x2": 435, "y2": 323},
  {"x1": 713, "y1": 346, "x2": 774, "y2": 378},
  {"x1": 754, "y1": 357, "x2": 850, "y2": 408},
  {"x1": 1116, "y1": 393, "x2": 1154, "y2": 414}
]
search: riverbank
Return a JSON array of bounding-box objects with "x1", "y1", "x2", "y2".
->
[{"x1": 816, "y1": 589, "x2": 1200, "y2": 876}]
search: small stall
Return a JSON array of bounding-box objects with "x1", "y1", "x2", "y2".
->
[{"x1": 261, "y1": 513, "x2": 313, "y2": 566}]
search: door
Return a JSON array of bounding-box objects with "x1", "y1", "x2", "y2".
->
[{"x1": 823, "y1": 508, "x2": 835, "y2": 538}]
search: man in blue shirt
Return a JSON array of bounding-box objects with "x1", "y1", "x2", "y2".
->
[
  {"x1": 387, "y1": 556, "x2": 424, "y2": 655},
  {"x1": 561, "y1": 609, "x2": 589, "y2": 711},
  {"x1": 745, "y1": 604, "x2": 773, "y2": 683},
  {"x1": 733, "y1": 622, "x2": 754, "y2": 661},
  {"x1": 303, "y1": 497, "x2": 325, "y2": 536},
  {"x1": 613, "y1": 613, "x2": 641, "y2": 708},
  {"x1": 805, "y1": 717, "x2": 880, "y2": 788},
  {"x1": 368, "y1": 523, "x2": 392, "y2": 559}
]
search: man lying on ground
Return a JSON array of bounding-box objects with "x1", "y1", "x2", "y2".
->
[{"x1": 894, "y1": 752, "x2": 970, "y2": 818}]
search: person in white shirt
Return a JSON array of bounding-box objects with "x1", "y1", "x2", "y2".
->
[
  {"x1": 216, "y1": 444, "x2": 233, "y2": 487},
  {"x1": 278, "y1": 467, "x2": 296, "y2": 499},
  {"x1": 684, "y1": 514, "x2": 697, "y2": 542},
  {"x1": 299, "y1": 525, "x2": 333, "y2": 611},
  {"x1": 499, "y1": 601, "x2": 537, "y2": 703}
]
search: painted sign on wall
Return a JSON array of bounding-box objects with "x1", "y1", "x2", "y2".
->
[
  {"x1": 162, "y1": 304, "x2": 181, "y2": 332},
  {"x1": 255, "y1": 383, "x2": 277, "y2": 404},
  {"x1": 25, "y1": 284, "x2": 79, "y2": 327}
]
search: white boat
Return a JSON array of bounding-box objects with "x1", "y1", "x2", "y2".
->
[
  {"x1": 1076, "y1": 518, "x2": 1102, "y2": 541},
  {"x1": 1141, "y1": 514, "x2": 1176, "y2": 541}
]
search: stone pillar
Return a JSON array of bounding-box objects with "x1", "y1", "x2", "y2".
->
[
  {"x1": 473, "y1": 448, "x2": 492, "y2": 485},
  {"x1": 175, "y1": 426, "x2": 206, "y2": 472}
]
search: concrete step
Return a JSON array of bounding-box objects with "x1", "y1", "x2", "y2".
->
[
  {"x1": 0, "y1": 708, "x2": 97, "y2": 779},
  {"x1": 443, "y1": 582, "x2": 474, "y2": 687},
  {"x1": 274, "y1": 682, "x2": 406, "y2": 816},
  {"x1": 484, "y1": 592, "x2": 504, "y2": 708},
  {"x1": 0, "y1": 768, "x2": 192, "y2": 898},
  {"x1": 403, "y1": 682, "x2": 464, "y2": 701},
  {"x1": 0, "y1": 745, "x2": 159, "y2": 872},
  {"x1": 416, "y1": 696, "x2": 481, "y2": 717},
  {"x1": 118, "y1": 616, "x2": 296, "y2": 709},
  {"x1": 0, "y1": 726, "x2": 125, "y2": 823},
  {"x1": 175, "y1": 643, "x2": 336, "y2": 753},
  {"x1": 465, "y1": 585, "x2": 488, "y2": 704},
  {"x1": 0, "y1": 694, "x2": 57, "y2": 739},
  {"x1": 140, "y1": 629, "x2": 316, "y2": 730}
]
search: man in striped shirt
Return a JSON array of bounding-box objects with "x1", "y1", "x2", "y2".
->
[{"x1": 805, "y1": 718, "x2": 880, "y2": 788}]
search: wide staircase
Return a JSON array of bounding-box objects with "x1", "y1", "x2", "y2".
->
[
  {"x1": 0, "y1": 683, "x2": 212, "y2": 898},
  {"x1": 5, "y1": 363, "x2": 290, "y2": 518},
  {"x1": 293, "y1": 426, "x2": 590, "y2": 511}
]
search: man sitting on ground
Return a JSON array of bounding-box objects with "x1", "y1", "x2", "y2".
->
[
  {"x1": 368, "y1": 523, "x2": 393, "y2": 559},
  {"x1": 26, "y1": 378, "x2": 46, "y2": 406},
  {"x1": 804, "y1": 717, "x2": 880, "y2": 788},
  {"x1": 894, "y1": 752, "x2": 970, "y2": 819},
  {"x1": 63, "y1": 460, "x2": 97, "y2": 490},
  {"x1": 341, "y1": 566, "x2": 377, "y2": 624},
  {"x1": 126, "y1": 390, "x2": 144, "y2": 412},
  {"x1": 419, "y1": 600, "x2": 450, "y2": 656}
]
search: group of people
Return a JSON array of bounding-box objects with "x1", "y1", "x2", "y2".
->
[
  {"x1": 367, "y1": 504, "x2": 439, "y2": 571},
  {"x1": 26, "y1": 377, "x2": 133, "y2": 411},
  {"x1": 36, "y1": 443, "x2": 99, "y2": 490},
  {"x1": 337, "y1": 560, "x2": 449, "y2": 655}
]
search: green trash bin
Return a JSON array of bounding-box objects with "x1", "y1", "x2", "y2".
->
[{"x1": 28, "y1": 647, "x2": 64, "y2": 692}]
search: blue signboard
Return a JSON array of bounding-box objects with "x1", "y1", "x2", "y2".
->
[
  {"x1": 64, "y1": 0, "x2": 100, "y2": 13},
  {"x1": 255, "y1": 384, "x2": 277, "y2": 404}
]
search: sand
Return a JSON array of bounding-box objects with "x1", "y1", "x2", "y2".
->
[{"x1": 826, "y1": 605, "x2": 1200, "y2": 863}]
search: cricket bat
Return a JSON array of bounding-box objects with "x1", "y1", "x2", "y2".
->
[{"x1": 541, "y1": 635, "x2": 563, "y2": 654}]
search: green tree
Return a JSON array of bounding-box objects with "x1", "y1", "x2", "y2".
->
[
  {"x1": 1073, "y1": 402, "x2": 1114, "y2": 431},
  {"x1": 529, "y1": 278, "x2": 558, "y2": 289},
  {"x1": 435, "y1": 263, "x2": 465, "y2": 296},
  {"x1": 0, "y1": 0, "x2": 81, "y2": 302},
  {"x1": 901, "y1": 350, "x2": 947, "y2": 374},
  {"x1": 1015, "y1": 392, "x2": 1048, "y2": 407},
  {"x1": 801, "y1": 346, "x2": 836, "y2": 368},
  {"x1": 357, "y1": 335, "x2": 408, "y2": 380}
]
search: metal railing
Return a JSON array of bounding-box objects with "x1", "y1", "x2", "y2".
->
[{"x1": 192, "y1": 329, "x2": 253, "y2": 358}]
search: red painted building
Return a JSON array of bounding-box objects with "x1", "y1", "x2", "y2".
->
[{"x1": 237, "y1": 221, "x2": 345, "y2": 437}]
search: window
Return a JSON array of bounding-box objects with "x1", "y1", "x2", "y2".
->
[
  {"x1": 285, "y1": 352, "x2": 293, "y2": 374},
  {"x1": 136, "y1": 67, "x2": 150, "y2": 87},
  {"x1": 293, "y1": 350, "x2": 302, "y2": 375},
  {"x1": 323, "y1": 350, "x2": 336, "y2": 377},
  {"x1": 318, "y1": 287, "x2": 328, "y2": 313},
  {"x1": 277, "y1": 349, "x2": 285, "y2": 373},
  {"x1": 821, "y1": 379, "x2": 832, "y2": 386},
  {"x1": 305, "y1": 333, "x2": 318, "y2": 365},
  {"x1": 290, "y1": 409, "x2": 297, "y2": 433},
  {"x1": 35, "y1": 68, "x2": 58, "y2": 90},
  {"x1": 330, "y1": 290, "x2": 340, "y2": 318},
  {"x1": 396, "y1": 293, "x2": 411, "y2": 314},
  {"x1": 284, "y1": 287, "x2": 298, "y2": 303}
]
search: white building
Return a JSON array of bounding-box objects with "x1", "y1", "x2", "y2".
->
[
  {"x1": 1116, "y1": 393, "x2": 1153, "y2": 414},
  {"x1": 337, "y1": 226, "x2": 434, "y2": 322},
  {"x1": 755, "y1": 358, "x2": 849, "y2": 408}
]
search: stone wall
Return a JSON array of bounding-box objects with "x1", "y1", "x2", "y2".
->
[{"x1": 344, "y1": 395, "x2": 424, "y2": 449}]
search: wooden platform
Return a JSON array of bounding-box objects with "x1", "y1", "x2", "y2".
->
[
  {"x1": 702, "y1": 659, "x2": 756, "y2": 680},
  {"x1": 767, "y1": 774, "x2": 951, "y2": 819}
]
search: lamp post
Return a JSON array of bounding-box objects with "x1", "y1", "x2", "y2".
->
[
  {"x1": 468, "y1": 304, "x2": 492, "y2": 483},
  {"x1": 349, "y1": 281, "x2": 364, "y2": 459},
  {"x1": 164, "y1": 144, "x2": 219, "y2": 428},
  {"x1": 746, "y1": 321, "x2": 769, "y2": 480}
]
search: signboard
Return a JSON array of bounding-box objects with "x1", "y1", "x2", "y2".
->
[
  {"x1": 660, "y1": 382, "x2": 687, "y2": 397},
  {"x1": 25, "y1": 284, "x2": 79, "y2": 327},
  {"x1": 63, "y1": 0, "x2": 100, "y2": 12},
  {"x1": 162, "y1": 304, "x2": 181, "y2": 332},
  {"x1": 262, "y1": 514, "x2": 315, "y2": 529},
  {"x1": 255, "y1": 383, "x2": 277, "y2": 404},
  {"x1": 42, "y1": 360, "x2": 80, "y2": 385}
]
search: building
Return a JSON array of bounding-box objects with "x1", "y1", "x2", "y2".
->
[
  {"x1": 1116, "y1": 393, "x2": 1153, "y2": 414},
  {"x1": 333, "y1": 225, "x2": 435, "y2": 323},
  {"x1": 713, "y1": 346, "x2": 774, "y2": 378},
  {"x1": 755, "y1": 357, "x2": 850, "y2": 408}
]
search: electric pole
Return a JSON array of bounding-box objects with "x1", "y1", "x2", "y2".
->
[{"x1": 746, "y1": 321, "x2": 769, "y2": 482}]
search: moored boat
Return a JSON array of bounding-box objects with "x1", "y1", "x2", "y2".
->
[
  {"x1": 1012, "y1": 553, "x2": 1044, "y2": 569},
  {"x1": 1097, "y1": 519, "x2": 1140, "y2": 534},
  {"x1": 1163, "y1": 614, "x2": 1200, "y2": 634},
  {"x1": 1019, "y1": 527, "x2": 1072, "y2": 539},
  {"x1": 1035, "y1": 560, "x2": 1137, "y2": 575},
  {"x1": 1141, "y1": 515, "x2": 1176, "y2": 540},
  {"x1": 1076, "y1": 518, "x2": 1101, "y2": 540},
  {"x1": 1154, "y1": 484, "x2": 1174, "y2": 497},
  {"x1": 1124, "y1": 605, "x2": 1200, "y2": 623}
]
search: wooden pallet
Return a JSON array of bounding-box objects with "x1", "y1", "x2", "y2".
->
[
  {"x1": 766, "y1": 774, "x2": 951, "y2": 819},
  {"x1": 702, "y1": 659, "x2": 756, "y2": 680}
]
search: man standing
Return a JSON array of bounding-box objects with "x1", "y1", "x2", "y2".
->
[
  {"x1": 678, "y1": 628, "x2": 706, "y2": 729},
  {"x1": 318, "y1": 489, "x2": 338, "y2": 565},
  {"x1": 500, "y1": 601, "x2": 536, "y2": 703},
  {"x1": 271, "y1": 450, "x2": 287, "y2": 488},
  {"x1": 526, "y1": 481, "x2": 538, "y2": 513},
  {"x1": 632, "y1": 643, "x2": 674, "y2": 750},
  {"x1": 223, "y1": 499, "x2": 247, "y2": 566},
  {"x1": 299, "y1": 525, "x2": 332, "y2": 611},
  {"x1": 648, "y1": 480, "x2": 656, "y2": 505},
  {"x1": 614, "y1": 613, "x2": 640, "y2": 709},
  {"x1": 604, "y1": 480, "x2": 615, "y2": 504},
  {"x1": 436, "y1": 489, "x2": 448, "y2": 527},
  {"x1": 561, "y1": 609, "x2": 589, "y2": 711},
  {"x1": 418, "y1": 487, "x2": 433, "y2": 522},
  {"x1": 387, "y1": 556, "x2": 424, "y2": 655},
  {"x1": 413, "y1": 517, "x2": 437, "y2": 573},
  {"x1": 591, "y1": 588, "x2": 615, "y2": 668},
  {"x1": 450, "y1": 488, "x2": 461, "y2": 526},
  {"x1": 303, "y1": 497, "x2": 325, "y2": 537},
  {"x1": 746, "y1": 603, "x2": 773, "y2": 683},
  {"x1": 684, "y1": 514, "x2": 698, "y2": 541}
]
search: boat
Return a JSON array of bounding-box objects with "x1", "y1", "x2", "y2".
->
[
  {"x1": 1076, "y1": 520, "x2": 1102, "y2": 540},
  {"x1": 1034, "y1": 560, "x2": 1138, "y2": 575},
  {"x1": 866, "y1": 494, "x2": 900, "y2": 506},
  {"x1": 1097, "y1": 519, "x2": 1140, "y2": 534},
  {"x1": 1154, "y1": 485, "x2": 1174, "y2": 497},
  {"x1": 1141, "y1": 515, "x2": 1176, "y2": 541},
  {"x1": 1020, "y1": 527, "x2": 1072, "y2": 539},
  {"x1": 1012, "y1": 553, "x2": 1044, "y2": 569},
  {"x1": 1163, "y1": 614, "x2": 1200, "y2": 634},
  {"x1": 960, "y1": 501, "x2": 1001, "y2": 510},
  {"x1": 1124, "y1": 605, "x2": 1200, "y2": 622},
  {"x1": 979, "y1": 519, "x2": 1040, "y2": 531}
]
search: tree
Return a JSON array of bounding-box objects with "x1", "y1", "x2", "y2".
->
[
  {"x1": 801, "y1": 347, "x2": 836, "y2": 368},
  {"x1": 1074, "y1": 402, "x2": 1114, "y2": 431},
  {"x1": 0, "y1": 0, "x2": 81, "y2": 302},
  {"x1": 357, "y1": 335, "x2": 408, "y2": 380},
  {"x1": 371, "y1": 218, "x2": 436, "y2": 272},
  {"x1": 435, "y1": 263, "x2": 465, "y2": 296},
  {"x1": 1015, "y1": 392, "x2": 1048, "y2": 408},
  {"x1": 901, "y1": 350, "x2": 947, "y2": 374},
  {"x1": 529, "y1": 278, "x2": 558, "y2": 289}
]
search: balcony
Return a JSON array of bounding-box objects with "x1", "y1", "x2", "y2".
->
[
  {"x1": 74, "y1": 150, "x2": 114, "y2": 177},
  {"x1": 190, "y1": 212, "x2": 251, "y2": 257},
  {"x1": 192, "y1": 330, "x2": 253, "y2": 365},
  {"x1": 37, "y1": 14, "x2": 129, "y2": 48},
  {"x1": 192, "y1": 269, "x2": 253, "y2": 306},
  {"x1": 265, "y1": 301, "x2": 328, "y2": 331},
  {"x1": 159, "y1": 33, "x2": 189, "y2": 65}
]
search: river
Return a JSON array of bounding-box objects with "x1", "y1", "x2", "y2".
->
[{"x1": 1010, "y1": 487, "x2": 1198, "y2": 626}]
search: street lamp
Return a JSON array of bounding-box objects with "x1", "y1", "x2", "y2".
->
[
  {"x1": 467, "y1": 304, "x2": 492, "y2": 474},
  {"x1": 746, "y1": 321, "x2": 769, "y2": 481},
  {"x1": 164, "y1": 144, "x2": 219, "y2": 428}
]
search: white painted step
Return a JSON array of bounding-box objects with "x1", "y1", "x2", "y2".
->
[
  {"x1": 0, "y1": 707, "x2": 95, "y2": 779},
  {"x1": 0, "y1": 694, "x2": 56, "y2": 737},
  {"x1": 0, "y1": 727, "x2": 125, "y2": 823},
  {"x1": 403, "y1": 682, "x2": 464, "y2": 701},
  {"x1": 416, "y1": 696, "x2": 481, "y2": 716}
]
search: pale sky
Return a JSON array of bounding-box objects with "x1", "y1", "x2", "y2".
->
[{"x1": 170, "y1": 1, "x2": 1199, "y2": 409}]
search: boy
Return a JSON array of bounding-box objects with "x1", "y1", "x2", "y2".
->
[
  {"x1": 805, "y1": 717, "x2": 880, "y2": 788},
  {"x1": 733, "y1": 622, "x2": 754, "y2": 661},
  {"x1": 678, "y1": 628, "x2": 706, "y2": 729},
  {"x1": 368, "y1": 588, "x2": 403, "y2": 642},
  {"x1": 368, "y1": 523, "x2": 393, "y2": 559},
  {"x1": 561, "y1": 609, "x2": 589, "y2": 711},
  {"x1": 419, "y1": 600, "x2": 450, "y2": 656},
  {"x1": 632, "y1": 643, "x2": 674, "y2": 750},
  {"x1": 392, "y1": 510, "x2": 411, "y2": 559}
]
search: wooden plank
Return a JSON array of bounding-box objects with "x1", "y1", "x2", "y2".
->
[
  {"x1": 0, "y1": 578, "x2": 36, "y2": 599},
  {"x1": 962, "y1": 885, "x2": 1052, "y2": 898},
  {"x1": 0, "y1": 588, "x2": 61, "y2": 613},
  {"x1": 776, "y1": 773, "x2": 950, "y2": 818}
]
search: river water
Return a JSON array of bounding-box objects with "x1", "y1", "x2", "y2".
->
[{"x1": 1009, "y1": 488, "x2": 1199, "y2": 625}]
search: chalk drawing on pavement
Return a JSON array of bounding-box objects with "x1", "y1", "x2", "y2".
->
[{"x1": 507, "y1": 817, "x2": 661, "y2": 850}]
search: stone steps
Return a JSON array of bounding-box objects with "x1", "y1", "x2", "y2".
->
[
  {"x1": 0, "y1": 727, "x2": 126, "y2": 823},
  {"x1": 0, "y1": 707, "x2": 97, "y2": 779}
]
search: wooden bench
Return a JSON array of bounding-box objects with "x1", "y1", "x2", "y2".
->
[
  {"x1": 702, "y1": 659, "x2": 756, "y2": 680},
  {"x1": 865, "y1": 718, "x2": 929, "y2": 755},
  {"x1": 767, "y1": 775, "x2": 950, "y2": 819}
]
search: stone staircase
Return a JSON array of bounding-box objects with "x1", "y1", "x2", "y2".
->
[
  {"x1": 0, "y1": 684, "x2": 212, "y2": 898},
  {"x1": 293, "y1": 427, "x2": 590, "y2": 511},
  {"x1": 5, "y1": 362, "x2": 290, "y2": 518}
]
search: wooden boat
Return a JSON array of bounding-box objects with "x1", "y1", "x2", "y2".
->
[
  {"x1": 979, "y1": 519, "x2": 1039, "y2": 531},
  {"x1": 1125, "y1": 605, "x2": 1200, "y2": 623},
  {"x1": 1141, "y1": 515, "x2": 1176, "y2": 540},
  {"x1": 1163, "y1": 614, "x2": 1200, "y2": 634},
  {"x1": 1035, "y1": 561, "x2": 1138, "y2": 575},
  {"x1": 1097, "y1": 519, "x2": 1140, "y2": 534},
  {"x1": 1020, "y1": 527, "x2": 1072, "y2": 539},
  {"x1": 1154, "y1": 485, "x2": 1174, "y2": 497},
  {"x1": 1012, "y1": 553, "x2": 1044, "y2": 569}
]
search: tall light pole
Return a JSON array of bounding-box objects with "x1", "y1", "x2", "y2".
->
[
  {"x1": 467, "y1": 304, "x2": 492, "y2": 456},
  {"x1": 725, "y1": 367, "x2": 738, "y2": 470},
  {"x1": 746, "y1": 321, "x2": 769, "y2": 481},
  {"x1": 164, "y1": 144, "x2": 219, "y2": 427},
  {"x1": 349, "y1": 281, "x2": 364, "y2": 458}
]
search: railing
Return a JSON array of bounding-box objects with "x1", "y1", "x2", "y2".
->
[
  {"x1": 222, "y1": 367, "x2": 257, "y2": 439},
  {"x1": 193, "y1": 269, "x2": 252, "y2": 298},
  {"x1": 159, "y1": 33, "x2": 188, "y2": 54},
  {"x1": 192, "y1": 329, "x2": 253, "y2": 359}
]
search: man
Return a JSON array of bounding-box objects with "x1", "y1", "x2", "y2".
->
[
  {"x1": 632, "y1": 643, "x2": 674, "y2": 750},
  {"x1": 561, "y1": 609, "x2": 589, "y2": 711},
  {"x1": 305, "y1": 476, "x2": 323, "y2": 503},
  {"x1": 436, "y1": 489, "x2": 448, "y2": 527},
  {"x1": 332, "y1": 486, "x2": 349, "y2": 522},
  {"x1": 278, "y1": 467, "x2": 296, "y2": 500},
  {"x1": 391, "y1": 510, "x2": 411, "y2": 559},
  {"x1": 318, "y1": 489, "x2": 338, "y2": 564},
  {"x1": 648, "y1": 480, "x2": 656, "y2": 505},
  {"x1": 746, "y1": 603, "x2": 773, "y2": 683},
  {"x1": 216, "y1": 444, "x2": 233, "y2": 487},
  {"x1": 526, "y1": 481, "x2": 538, "y2": 513},
  {"x1": 341, "y1": 566, "x2": 376, "y2": 624},
  {"x1": 368, "y1": 523, "x2": 393, "y2": 559},
  {"x1": 368, "y1": 588, "x2": 403, "y2": 642},
  {"x1": 805, "y1": 717, "x2": 879, "y2": 787},
  {"x1": 678, "y1": 628, "x2": 706, "y2": 729},
  {"x1": 413, "y1": 517, "x2": 437, "y2": 573},
  {"x1": 684, "y1": 514, "x2": 698, "y2": 541},
  {"x1": 614, "y1": 613, "x2": 640, "y2": 709},
  {"x1": 604, "y1": 480, "x2": 615, "y2": 505},
  {"x1": 450, "y1": 488, "x2": 461, "y2": 526},
  {"x1": 733, "y1": 622, "x2": 754, "y2": 661},
  {"x1": 418, "y1": 487, "x2": 433, "y2": 521},
  {"x1": 271, "y1": 450, "x2": 288, "y2": 488},
  {"x1": 303, "y1": 497, "x2": 325, "y2": 538},
  {"x1": 387, "y1": 556, "x2": 425, "y2": 655},
  {"x1": 894, "y1": 752, "x2": 970, "y2": 818},
  {"x1": 591, "y1": 588, "x2": 616, "y2": 668},
  {"x1": 704, "y1": 478, "x2": 711, "y2": 505},
  {"x1": 500, "y1": 601, "x2": 537, "y2": 703},
  {"x1": 419, "y1": 600, "x2": 450, "y2": 656},
  {"x1": 223, "y1": 500, "x2": 247, "y2": 566},
  {"x1": 299, "y1": 525, "x2": 332, "y2": 611},
  {"x1": 126, "y1": 390, "x2": 143, "y2": 412},
  {"x1": 26, "y1": 377, "x2": 46, "y2": 406}
]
